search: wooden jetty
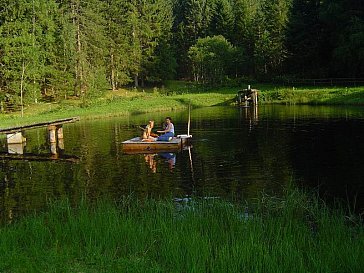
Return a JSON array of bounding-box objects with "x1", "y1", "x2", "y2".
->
[
  {"x1": 0, "y1": 117, "x2": 80, "y2": 156},
  {"x1": 122, "y1": 135, "x2": 191, "y2": 154},
  {"x1": 237, "y1": 85, "x2": 258, "y2": 106},
  {"x1": 0, "y1": 153, "x2": 80, "y2": 163}
]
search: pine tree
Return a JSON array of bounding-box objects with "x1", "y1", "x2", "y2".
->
[
  {"x1": 209, "y1": 0, "x2": 234, "y2": 41},
  {"x1": 253, "y1": 0, "x2": 290, "y2": 77},
  {"x1": 0, "y1": 0, "x2": 59, "y2": 107},
  {"x1": 56, "y1": 0, "x2": 108, "y2": 97},
  {"x1": 127, "y1": 0, "x2": 174, "y2": 87},
  {"x1": 285, "y1": 0, "x2": 323, "y2": 76}
]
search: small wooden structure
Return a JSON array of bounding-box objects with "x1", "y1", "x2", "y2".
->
[
  {"x1": 0, "y1": 117, "x2": 80, "y2": 156},
  {"x1": 122, "y1": 135, "x2": 191, "y2": 154},
  {"x1": 237, "y1": 85, "x2": 258, "y2": 106}
]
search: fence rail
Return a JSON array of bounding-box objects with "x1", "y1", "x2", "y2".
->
[{"x1": 283, "y1": 78, "x2": 364, "y2": 86}]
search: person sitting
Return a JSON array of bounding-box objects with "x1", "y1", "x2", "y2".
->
[
  {"x1": 141, "y1": 120, "x2": 156, "y2": 142},
  {"x1": 157, "y1": 117, "x2": 175, "y2": 141}
]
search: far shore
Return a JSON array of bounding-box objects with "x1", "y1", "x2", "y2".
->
[{"x1": 0, "y1": 81, "x2": 363, "y2": 128}]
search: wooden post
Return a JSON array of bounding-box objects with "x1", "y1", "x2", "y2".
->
[
  {"x1": 58, "y1": 126, "x2": 64, "y2": 151},
  {"x1": 251, "y1": 90, "x2": 258, "y2": 105},
  {"x1": 58, "y1": 139, "x2": 65, "y2": 151},
  {"x1": 48, "y1": 125, "x2": 57, "y2": 143},
  {"x1": 50, "y1": 142, "x2": 58, "y2": 156},
  {"x1": 8, "y1": 143, "x2": 25, "y2": 155},
  {"x1": 6, "y1": 132, "x2": 26, "y2": 144},
  {"x1": 187, "y1": 104, "x2": 191, "y2": 137},
  {"x1": 57, "y1": 126, "x2": 64, "y2": 139}
]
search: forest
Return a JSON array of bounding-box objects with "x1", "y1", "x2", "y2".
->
[{"x1": 0, "y1": 0, "x2": 363, "y2": 103}]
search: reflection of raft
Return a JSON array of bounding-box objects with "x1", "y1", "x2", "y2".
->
[{"x1": 122, "y1": 135, "x2": 191, "y2": 154}]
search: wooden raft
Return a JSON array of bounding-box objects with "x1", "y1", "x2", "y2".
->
[{"x1": 122, "y1": 135, "x2": 191, "y2": 154}]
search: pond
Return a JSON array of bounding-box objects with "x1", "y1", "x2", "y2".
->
[{"x1": 1, "y1": 105, "x2": 364, "y2": 222}]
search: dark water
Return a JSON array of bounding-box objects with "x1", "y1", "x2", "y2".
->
[{"x1": 1, "y1": 105, "x2": 364, "y2": 222}]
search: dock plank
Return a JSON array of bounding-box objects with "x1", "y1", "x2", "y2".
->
[{"x1": 0, "y1": 117, "x2": 80, "y2": 134}]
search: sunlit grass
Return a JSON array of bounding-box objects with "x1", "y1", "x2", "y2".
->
[
  {"x1": 0, "y1": 82, "x2": 363, "y2": 128},
  {"x1": 0, "y1": 190, "x2": 363, "y2": 272}
]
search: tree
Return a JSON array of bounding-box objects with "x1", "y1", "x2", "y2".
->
[
  {"x1": 56, "y1": 0, "x2": 108, "y2": 97},
  {"x1": 253, "y1": 0, "x2": 290, "y2": 77},
  {"x1": 209, "y1": 0, "x2": 234, "y2": 41},
  {"x1": 188, "y1": 35, "x2": 234, "y2": 84},
  {"x1": 126, "y1": 0, "x2": 174, "y2": 87},
  {"x1": 0, "y1": 0, "x2": 59, "y2": 106},
  {"x1": 285, "y1": 0, "x2": 324, "y2": 77},
  {"x1": 172, "y1": 0, "x2": 214, "y2": 78}
]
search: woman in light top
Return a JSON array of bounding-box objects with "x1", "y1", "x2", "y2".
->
[{"x1": 157, "y1": 117, "x2": 175, "y2": 141}]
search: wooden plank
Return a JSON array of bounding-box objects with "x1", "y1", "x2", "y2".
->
[
  {"x1": 122, "y1": 137, "x2": 182, "y2": 153},
  {"x1": 0, "y1": 153, "x2": 80, "y2": 163},
  {"x1": 0, "y1": 117, "x2": 80, "y2": 134}
]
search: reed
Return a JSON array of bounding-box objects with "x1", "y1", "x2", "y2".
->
[{"x1": 0, "y1": 191, "x2": 363, "y2": 272}]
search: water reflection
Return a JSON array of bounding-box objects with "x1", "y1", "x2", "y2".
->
[
  {"x1": 0, "y1": 105, "x2": 364, "y2": 223},
  {"x1": 159, "y1": 152, "x2": 176, "y2": 171},
  {"x1": 143, "y1": 153, "x2": 177, "y2": 173}
]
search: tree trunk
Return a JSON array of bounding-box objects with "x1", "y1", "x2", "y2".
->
[
  {"x1": 20, "y1": 61, "x2": 25, "y2": 118},
  {"x1": 141, "y1": 74, "x2": 145, "y2": 88},
  {"x1": 111, "y1": 53, "x2": 116, "y2": 91},
  {"x1": 134, "y1": 74, "x2": 139, "y2": 88},
  {"x1": 73, "y1": 1, "x2": 82, "y2": 96}
]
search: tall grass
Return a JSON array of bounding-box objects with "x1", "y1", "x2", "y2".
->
[{"x1": 0, "y1": 191, "x2": 363, "y2": 272}]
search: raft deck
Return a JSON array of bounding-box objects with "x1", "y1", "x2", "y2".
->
[{"x1": 122, "y1": 135, "x2": 191, "y2": 154}]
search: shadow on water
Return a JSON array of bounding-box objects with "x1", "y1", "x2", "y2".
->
[{"x1": 0, "y1": 105, "x2": 364, "y2": 223}]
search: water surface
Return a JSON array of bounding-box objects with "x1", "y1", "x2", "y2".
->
[{"x1": 1, "y1": 105, "x2": 364, "y2": 222}]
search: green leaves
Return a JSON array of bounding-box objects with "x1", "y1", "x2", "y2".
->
[{"x1": 188, "y1": 35, "x2": 234, "y2": 85}]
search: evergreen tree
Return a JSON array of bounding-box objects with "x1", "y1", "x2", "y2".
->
[
  {"x1": 209, "y1": 0, "x2": 234, "y2": 41},
  {"x1": 56, "y1": 0, "x2": 108, "y2": 97},
  {"x1": 285, "y1": 0, "x2": 324, "y2": 76},
  {"x1": 0, "y1": 0, "x2": 59, "y2": 105},
  {"x1": 253, "y1": 0, "x2": 290, "y2": 77},
  {"x1": 126, "y1": 0, "x2": 174, "y2": 87}
]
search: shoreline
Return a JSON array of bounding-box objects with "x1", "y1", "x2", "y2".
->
[{"x1": 0, "y1": 83, "x2": 363, "y2": 128}]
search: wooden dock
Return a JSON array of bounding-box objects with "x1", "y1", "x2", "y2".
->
[
  {"x1": 0, "y1": 117, "x2": 80, "y2": 156},
  {"x1": 0, "y1": 153, "x2": 80, "y2": 163},
  {"x1": 0, "y1": 117, "x2": 80, "y2": 134}
]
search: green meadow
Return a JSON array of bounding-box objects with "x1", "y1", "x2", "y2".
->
[{"x1": 0, "y1": 81, "x2": 364, "y2": 128}]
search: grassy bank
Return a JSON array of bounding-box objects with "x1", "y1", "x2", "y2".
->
[
  {"x1": 0, "y1": 191, "x2": 363, "y2": 272},
  {"x1": 0, "y1": 81, "x2": 364, "y2": 128}
]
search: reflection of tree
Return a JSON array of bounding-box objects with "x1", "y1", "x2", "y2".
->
[
  {"x1": 292, "y1": 120, "x2": 364, "y2": 211},
  {"x1": 4, "y1": 106, "x2": 361, "y2": 222},
  {"x1": 191, "y1": 109, "x2": 294, "y2": 200}
]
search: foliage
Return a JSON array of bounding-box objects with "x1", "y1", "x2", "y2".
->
[
  {"x1": 0, "y1": 0, "x2": 363, "y2": 107},
  {"x1": 188, "y1": 35, "x2": 235, "y2": 85}
]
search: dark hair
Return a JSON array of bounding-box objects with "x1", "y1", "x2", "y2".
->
[{"x1": 165, "y1": 117, "x2": 172, "y2": 122}]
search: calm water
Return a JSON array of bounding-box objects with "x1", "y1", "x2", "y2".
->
[{"x1": 1, "y1": 105, "x2": 364, "y2": 222}]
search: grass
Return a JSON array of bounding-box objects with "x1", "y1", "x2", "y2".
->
[
  {"x1": 0, "y1": 81, "x2": 364, "y2": 128},
  {"x1": 0, "y1": 190, "x2": 363, "y2": 272}
]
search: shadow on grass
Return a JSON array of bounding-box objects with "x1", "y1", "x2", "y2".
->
[{"x1": 324, "y1": 91, "x2": 364, "y2": 105}]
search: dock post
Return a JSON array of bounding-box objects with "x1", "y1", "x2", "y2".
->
[
  {"x1": 8, "y1": 143, "x2": 25, "y2": 155},
  {"x1": 48, "y1": 125, "x2": 58, "y2": 155},
  {"x1": 57, "y1": 126, "x2": 64, "y2": 139},
  {"x1": 48, "y1": 125, "x2": 57, "y2": 143},
  {"x1": 251, "y1": 90, "x2": 258, "y2": 105},
  {"x1": 6, "y1": 132, "x2": 26, "y2": 144}
]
